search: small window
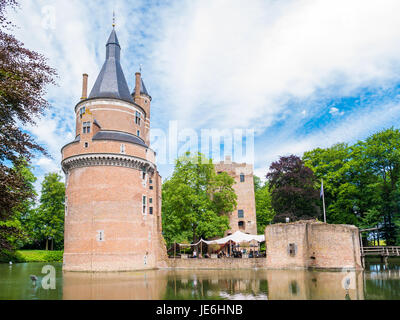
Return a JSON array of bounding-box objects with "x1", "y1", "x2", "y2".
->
[
  {"x1": 79, "y1": 106, "x2": 86, "y2": 118},
  {"x1": 84, "y1": 142, "x2": 89, "y2": 148},
  {"x1": 240, "y1": 173, "x2": 245, "y2": 182},
  {"x1": 83, "y1": 121, "x2": 91, "y2": 134},
  {"x1": 149, "y1": 198, "x2": 153, "y2": 204},
  {"x1": 238, "y1": 210, "x2": 244, "y2": 218},
  {"x1": 142, "y1": 195, "x2": 147, "y2": 215},
  {"x1": 137, "y1": 130, "x2": 140, "y2": 137},
  {"x1": 149, "y1": 186, "x2": 153, "y2": 190},
  {"x1": 65, "y1": 196, "x2": 68, "y2": 217},
  {"x1": 288, "y1": 243, "x2": 297, "y2": 257},
  {"x1": 142, "y1": 171, "x2": 146, "y2": 180},
  {"x1": 149, "y1": 179, "x2": 153, "y2": 184},
  {"x1": 149, "y1": 207, "x2": 153, "y2": 215},
  {"x1": 97, "y1": 230, "x2": 104, "y2": 242},
  {"x1": 135, "y1": 111, "x2": 141, "y2": 125},
  {"x1": 120, "y1": 144, "x2": 126, "y2": 154},
  {"x1": 238, "y1": 221, "x2": 245, "y2": 230}
]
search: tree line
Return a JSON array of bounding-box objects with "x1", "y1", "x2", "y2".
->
[{"x1": 162, "y1": 127, "x2": 400, "y2": 247}]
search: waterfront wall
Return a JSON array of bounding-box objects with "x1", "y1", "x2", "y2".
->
[
  {"x1": 265, "y1": 220, "x2": 363, "y2": 270},
  {"x1": 166, "y1": 257, "x2": 267, "y2": 269}
]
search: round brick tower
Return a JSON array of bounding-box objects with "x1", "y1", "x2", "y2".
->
[{"x1": 61, "y1": 28, "x2": 166, "y2": 271}]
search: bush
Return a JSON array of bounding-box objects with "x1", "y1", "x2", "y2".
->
[
  {"x1": 0, "y1": 250, "x2": 63, "y2": 263},
  {"x1": 0, "y1": 250, "x2": 23, "y2": 263}
]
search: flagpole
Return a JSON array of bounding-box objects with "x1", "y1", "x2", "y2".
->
[{"x1": 321, "y1": 179, "x2": 326, "y2": 223}]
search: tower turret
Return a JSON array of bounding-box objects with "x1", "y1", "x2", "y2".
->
[
  {"x1": 61, "y1": 28, "x2": 166, "y2": 272},
  {"x1": 132, "y1": 72, "x2": 152, "y2": 145}
]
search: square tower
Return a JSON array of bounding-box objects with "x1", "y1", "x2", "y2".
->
[{"x1": 215, "y1": 156, "x2": 258, "y2": 235}]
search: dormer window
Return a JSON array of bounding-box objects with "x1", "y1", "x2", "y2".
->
[
  {"x1": 83, "y1": 122, "x2": 91, "y2": 134},
  {"x1": 135, "y1": 111, "x2": 141, "y2": 125}
]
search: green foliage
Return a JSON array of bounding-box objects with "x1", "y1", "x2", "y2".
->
[
  {"x1": 0, "y1": 160, "x2": 36, "y2": 252},
  {"x1": 303, "y1": 128, "x2": 400, "y2": 245},
  {"x1": 254, "y1": 176, "x2": 275, "y2": 233},
  {"x1": 162, "y1": 152, "x2": 237, "y2": 247},
  {"x1": 28, "y1": 172, "x2": 65, "y2": 249},
  {"x1": 0, "y1": 250, "x2": 63, "y2": 263}
]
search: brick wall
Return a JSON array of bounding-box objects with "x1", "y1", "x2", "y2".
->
[
  {"x1": 215, "y1": 158, "x2": 257, "y2": 235},
  {"x1": 166, "y1": 257, "x2": 267, "y2": 270},
  {"x1": 265, "y1": 221, "x2": 363, "y2": 270}
]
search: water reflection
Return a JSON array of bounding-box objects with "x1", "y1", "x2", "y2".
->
[
  {"x1": 63, "y1": 271, "x2": 168, "y2": 300},
  {"x1": 1, "y1": 261, "x2": 400, "y2": 300},
  {"x1": 160, "y1": 269, "x2": 364, "y2": 300}
]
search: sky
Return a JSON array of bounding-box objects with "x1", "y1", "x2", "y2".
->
[{"x1": 6, "y1": 0, "x2": 400, "y2": 192}]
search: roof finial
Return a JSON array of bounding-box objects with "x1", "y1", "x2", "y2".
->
[
  {"x1": 139, "y1": 64, "x2": 142, "y2": 73},
  {"x1": 112, "y1": 11, "x2": 116, "y2": 28}
]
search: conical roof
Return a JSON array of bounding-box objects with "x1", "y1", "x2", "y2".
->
[
  {"x1": 89, "y1": 29, "x2": 133, "y2": 103},
  {"x1": 133, "y1": 78, "x2": 151, "y2": 98}
]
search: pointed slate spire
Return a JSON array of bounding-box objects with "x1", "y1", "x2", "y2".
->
[{"x1": 89, "y1": 29, "x2": 134, "y2": 103}]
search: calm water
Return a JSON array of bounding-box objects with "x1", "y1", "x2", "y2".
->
[{"x1": 0, "y1": 260, "x2": 399, "y2": 300}]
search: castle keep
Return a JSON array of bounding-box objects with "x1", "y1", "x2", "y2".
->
[
  {"x1": 61, "y1": 28, "x2": 166, "y2": 271},
  {"x1": 215, "y1": 156, "x2": 258, "y2": 235}
]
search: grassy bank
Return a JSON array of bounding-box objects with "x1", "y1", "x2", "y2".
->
[{"x1": 0, "y1": 250, "x2": 63, "y2": 263}]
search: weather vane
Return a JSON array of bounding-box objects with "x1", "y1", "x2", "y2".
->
[{"x1": 112, "y1": 11, "x2": 116, "y2": 28}]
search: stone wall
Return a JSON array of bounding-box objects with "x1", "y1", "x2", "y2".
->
[
  {"x1": 265, "y1": 220, "x2": 363, "y2": 270},
  {"x1": 166, "y1": 257, "x2": 267, "y2": 270}
]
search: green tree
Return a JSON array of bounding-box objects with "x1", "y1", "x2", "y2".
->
[
  {"x1": 267, "y1": 155, "x2": 320, "y2": 223},
  {"x1": 303, "y1": 143, "x2": 362, "y2": 225},
  {"x1": 303, "y1": 128, "x2": 400, "y2": 245},
  {"x1": 0, "y1": 160, "x2": 37, "y2": 253},
  {"x1": 254, "y1": 176, "x2": 275, "y2": 233},
  {"x1": 162, "y1": 152, "x2": 237, "y2": 246},
  {"x1": 356, "y1": 128, "x2": 400, "y2": 245},
  {"x1": 30, "y1": 173, "x2": 65, "y2": 250},
  {"x1": 0, "y1": 0, "x2": 56, "y2": 252}
]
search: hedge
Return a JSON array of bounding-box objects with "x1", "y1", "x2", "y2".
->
[{"x1": 0, "y1": 250, "x2": 63, "y2": 263}]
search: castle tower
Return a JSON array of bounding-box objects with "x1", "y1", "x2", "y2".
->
[
  {"x1": 61, "y1": 28, "x2": 166, "y2": 271},
  {"x1": 214, "y1": 156, "x2": 258, "y2": 235}
]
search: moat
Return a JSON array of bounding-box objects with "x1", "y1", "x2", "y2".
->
[{"x1": 0, "y1": 258, "x2": 399, "y2": 300}]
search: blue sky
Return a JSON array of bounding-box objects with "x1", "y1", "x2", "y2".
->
[{"x1": 7, "y1": 0, "x2": 400, "y2": 191}]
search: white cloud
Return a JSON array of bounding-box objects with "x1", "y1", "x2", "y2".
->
[
  {"x1": 329, "y1": 107, "x2": 344, "y2": 116},
  {"x1": 7, "y1": 0, "x2": 400, "y2": 183},
  {"x1": 150, "y1": 0, "x2": 400, "y2": 130},
  {"x1": 253, "y1": 101, "x2": 400, "y2": 177}
]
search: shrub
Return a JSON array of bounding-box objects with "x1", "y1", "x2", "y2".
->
[{"x1": 1, "y1": 250, "x2": 63, "y2": 263}]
